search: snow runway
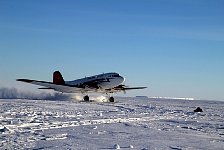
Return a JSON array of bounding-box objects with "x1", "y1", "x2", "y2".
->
[{"x1": 0, "y1": 98, "x2": 224, "y2": 149}]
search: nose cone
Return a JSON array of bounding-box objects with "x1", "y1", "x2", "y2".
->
[
  {"x1": 119, "y1": 76, "x2": 125, "y2": 84},
  {"x1": 121, "y1": 76, "x2": 125, "y2": 83}
]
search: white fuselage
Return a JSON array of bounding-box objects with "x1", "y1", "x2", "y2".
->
[{"x1": 66, "y1": 73, "x2": 125, "y2": 90}]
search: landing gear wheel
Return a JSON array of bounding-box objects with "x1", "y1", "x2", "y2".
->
[
  {"x1": 84, "y1": 95, "x2": 89, "y2": 101},
  {"x1": 109, "y1": 97, "x2": 114, "y2": 102}
]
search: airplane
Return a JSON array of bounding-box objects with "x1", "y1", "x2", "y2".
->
[{"x1": 17, "y1": 71, "x2": 147, "y2": 102}]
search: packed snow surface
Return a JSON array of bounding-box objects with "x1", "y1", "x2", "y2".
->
[{"x1": 0, "y1": 97, "x2": 224, "y2": 149}]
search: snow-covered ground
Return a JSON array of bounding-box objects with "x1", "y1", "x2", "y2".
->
[{"x1": 0, "y1": 97, "x2": 224, "y2": 150}]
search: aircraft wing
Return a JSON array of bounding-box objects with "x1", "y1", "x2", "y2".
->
[
  {"x1": 105, "y1": 85, "x2": 147, "y2": 93},
  {"x1": 17, "y1": 79, "x2": 84, "y2": 93},
  {"x1": 17, "y1": 79, "x2": 147, "y2": 94},
  {"x1": 121, "y1": 87, "x2": 147, "y2": 90}
]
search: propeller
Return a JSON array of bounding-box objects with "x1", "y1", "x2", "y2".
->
[{"x1": 114, "y1": 85, "x2": 128, "y2": 94}]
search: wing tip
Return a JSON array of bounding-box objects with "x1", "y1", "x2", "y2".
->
[{"x1": 16, "y1": 79, "x2": 34, "y2": 83}]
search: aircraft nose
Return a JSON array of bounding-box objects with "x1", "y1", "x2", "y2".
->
[{"x1": 120, "y1": 76, "x2": 125, "y2": 83}]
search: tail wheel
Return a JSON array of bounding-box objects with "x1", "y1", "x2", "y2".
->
[
  {"x1": 84, "y1": 95, "x2": 89, "y2": 101},
  {"x1": 109, "y1": 97, "x2": 114, "y2": 102}
]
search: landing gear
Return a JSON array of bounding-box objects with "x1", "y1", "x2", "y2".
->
[
  {"x1": 109, "y1": 97, "x2": 114, "y2": 102},
  {"x1": 83, "y1": 95, "x2": 89, "y2": 101},
  {"x1": 83, "y1": 95, "x2": 114, "y2": 102}
]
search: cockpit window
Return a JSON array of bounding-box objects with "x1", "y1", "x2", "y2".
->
[{"x1": 112, "y1": 74, "x2": 120, "y2": 77}]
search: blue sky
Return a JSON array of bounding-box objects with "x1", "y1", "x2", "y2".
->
[{"x1": 0, "y1": 0, "x2": 224, "y2": 100}]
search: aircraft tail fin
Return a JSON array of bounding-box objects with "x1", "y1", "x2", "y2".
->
[{"x1": 53, "y1": 71, "x2": 65, "y2": 85}]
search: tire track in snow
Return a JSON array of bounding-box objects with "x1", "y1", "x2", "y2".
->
[{"x1": 5, "y1": 116, "x2": 164, "y2": 133}]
